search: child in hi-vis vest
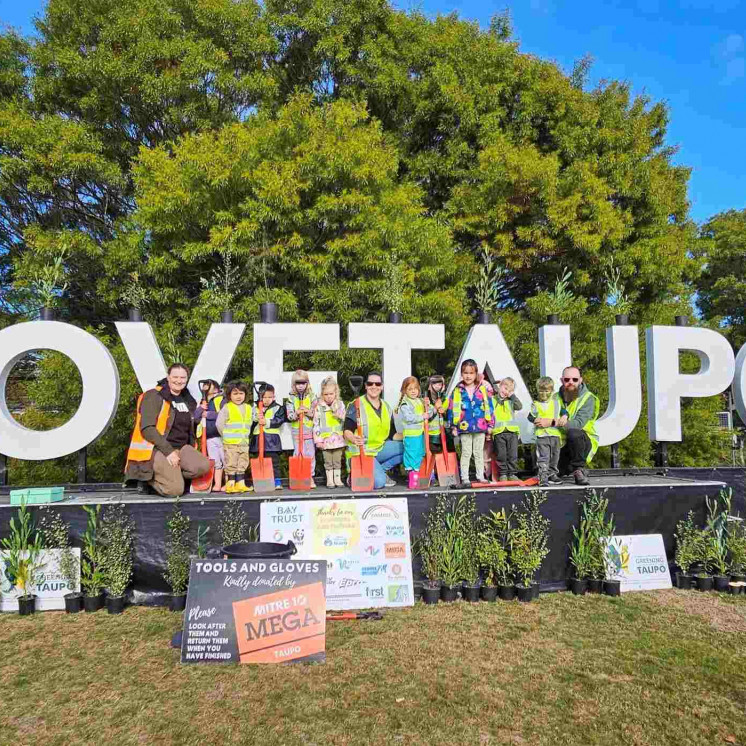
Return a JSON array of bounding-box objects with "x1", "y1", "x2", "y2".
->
[
  {"x1": 312, "y1": 376, "x2": 346, "y2": 488},
  {"x1": 251, "y1": 383, "x2": 287, "y2": 490},
  {"x1": 396, "y1": 376, "x2": 433, "y2": 488},
  {"x1": 528, "y1": 376, "x2": 564, "y2": 487},
  {"x1": 215, "y1": 381, "x2": 253, "y2": 493},
  {"x1": 492, "y1": 377, "x2": 522, "y2": 481},
  {"x1": 286, "y1": 369, "x2": 317, "y2": 489},
  {"x1": 193, "y1": 379, "x2": 226, "y2": 492}
]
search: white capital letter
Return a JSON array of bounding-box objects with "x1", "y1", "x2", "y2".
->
[
  {"x1": 646, "y1": 326, "x2": 735, "y2": 442},
  {"x1": 0, "y1": 322, "x2": 120, "y2": 460},
  {"x1": 347, "y1": 323, "x2": 445, "y2": 406}
]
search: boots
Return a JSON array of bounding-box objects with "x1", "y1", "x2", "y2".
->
[
  {"x1": 235, "y1": 480, "x2": 252, "y2": 493},
  {"x1": 326, "y1": 469, "x2": 335, "y2": 488},
  {"x1": 225, "y1": 479, "x2": 236, "y2": 494},
  {"x1": 573, "y1": 468, "x2": 590, "y2": 486},
  {"x1": 333, "y1": 469, "x2": 344, "y2": 488}
]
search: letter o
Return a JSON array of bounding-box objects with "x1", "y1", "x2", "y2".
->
[{"x1": 0, "y1": 321, "x2": 120, "y2": 460}]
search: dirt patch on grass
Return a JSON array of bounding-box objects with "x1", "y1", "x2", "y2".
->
[{"x1": 651, "y1": 589, "x2": 746, "y2": 633}]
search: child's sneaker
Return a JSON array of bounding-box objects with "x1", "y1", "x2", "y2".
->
[
  {"x1": 274, "y1": 478, "x2": 283, "y2": 490},
  {"x1": 548, "y1": 475, "x2": 564, "y2": 485}
]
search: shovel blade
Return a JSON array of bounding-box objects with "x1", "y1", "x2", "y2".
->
[
  {"x1": 190, "y1": 459, "x2": 215, "y2": 493},
  {"x1": 351, "y1": 453, "x2": 375, "y2": 492},
  {"x1": 288, "y1": 455, "x2": 313, "y2": 491},
  {"x1": 251, "y1": 457, "x2": 275, "y2": 493},
  {"x1": 435, "y1": 453, "x2": 459, "y2": 487},
  {"x1": 418, "y1": 454, "x2": 435, "y2": 485}
]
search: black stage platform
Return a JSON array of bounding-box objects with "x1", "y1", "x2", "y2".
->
[{"x1": 1, "y1": 467, "x2": 740, "y2": 598}]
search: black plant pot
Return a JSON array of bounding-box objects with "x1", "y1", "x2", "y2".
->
[
  {"x1": 588, "y1": 578, "x2": 604, "y2": 594},
  {"x1": 516, "y1": 585, "x2": 533, "y2": 602},
  {"x1": 546, "y1": 314, "x2": 560, "y2": 325},
  {"x1": 220, "y1": 310, "x2": 234, "y2": 323},
  {"x1": 676, "y1": 573, "x2": 693, "y2": 590},
  {"x1": 259, "y1": 302, "x2": 277, "y2": 323},
  {"x1": 462, "y1": 583, "x2": 481, "y2": 603},
  {"x1": 388, "y1": 311, "x2": 402, "y2": 323},
  {"x1": 730, "y1": 573, "x2": 746, "y2": 583},
  {"x1": 696, "y1": 575, "x2": 714, "y2": 592},
  {"x1": 18, "y1": 595, "x2": 36, "y2": 615},
  {"x1": 476, "y1": 310, "x2": 491, "y2": 324},
  {"x1": 604, "y1": 579, "x2": 621, "y2": 597},
  {"x1": 422, "y1": 584, "x2": 441, "y2": 605},
  {"x1": 440, "y1": 584, "x2": 459, "y2": 603},
  {"x1": 64, "y1": 592, "x2": 83, "y2": 614},
  {"x1": 714, "y1": 575, "x2": 730, "y2": 593},
  {"x1": 675, "y1": 315, "x2": 688, "y2": 327},
  {"x1": 531, "y1": 582, "x2": 540, "y2": 600},
  {"x1": 569, "y1": 578, "x2": 588, "y2": 596},
  {"x1": 481, "y1": 585, "x2": 498, "y2": 602},
  {"x1": 498, "y1": 584, "x2": 516, "y2": 601},
  {"x1": 127, "y1": 308, "x2": 143, "y2": 322},
  {"x1": 615, "y1": 314, "x2": 629, "y2": 325},
  {"x1": 84, "y1": 593, "x2": 104, "y2": 612},
  {"x1": 729, "y1": 583, "x2": 743, "y2": 596},
  {"x1": 413, "y1": 583, "x2": 423, "y2": 601},
  {"x1": 170, "y1": 594, "x2": 187, "y2": 612},
  {"x1": 107, "y1": 595, "x2": 126, "y2": 615},
  {"x1": 40, "y1": 306, "x2": 55, "y2": 321}
]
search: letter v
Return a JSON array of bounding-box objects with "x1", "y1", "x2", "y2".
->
[{"x1": 115, "y1": 322, "x2": 245, "y2": 400}]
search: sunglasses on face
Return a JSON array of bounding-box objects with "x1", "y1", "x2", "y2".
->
[
  {"x1": 365, "y1": 381, "x2": 382, "y2": 387},
  {"x1": 563, "y1": 377, "x2": 579, "y2": 383}
]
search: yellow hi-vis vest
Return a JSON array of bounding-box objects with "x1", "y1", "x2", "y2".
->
[
  {"x1": 428, "y1": 399, "x2": 444, "y2": 436},
  {"x1": 222, "y1": 402, "x2": 253, "y2": 445},
  {"x1": 565, "y1": 390, "x2": 600, "y2": 463},
  {"x1": 346, "y1": 397, "x2": 392, "y2": 457},
  {"x1": 289, "y1": 394, "x2": 314, "y2": 431},
  {"x1": 126, "y1": 388, "x2": 169, "y2": 467},
  {"x1": 316, "y1": 405, "x2": 344, "y2": 440},
  {"x1": 401, "y1": 396, "x2": 425, "y2": 438},
  {"x1": 492, "y1": 396, "x2": 519, "y2": 434},
  {"x1": 532, "y1": 396, "x2": 563, "y2": 440},
  {"x1": 259, "y1": 403, "x2": 283, "y2": 434},
  {"x1": 196, "y1": 394, "x2": 223, "y2": 439}
]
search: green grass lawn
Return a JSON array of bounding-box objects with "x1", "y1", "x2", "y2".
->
[{"x1": 2, "y1": 590, "x2": 746, "y2": 746}]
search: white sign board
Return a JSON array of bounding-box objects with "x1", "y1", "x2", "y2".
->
[
  {"x1": 603, "y1": 534, "x2": 672, "y2": 592},
  {"x1": 0, "y1": 548, "x2": 81, "y2": 611},
  {"x1": 261, "y1": 498, "x2": 414, "y2": 611}
]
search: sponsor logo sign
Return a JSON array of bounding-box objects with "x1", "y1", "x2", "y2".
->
[
  {"x1": 385, "y1": 543, "x2": 406, "y2": 559},
  {"x1": 181, "y1": 559, "x2": 326, "y2": 665},
  {"x1": 1, "y1": 549, "x2": 81, "y2": 612},
  {"x1": 602, "y1": 534, "x2": 672, "y2": 592}
]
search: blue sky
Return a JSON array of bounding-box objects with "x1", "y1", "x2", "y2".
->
[{"x1": 2, "y1": 0, "x2": 744, "y2": 223}]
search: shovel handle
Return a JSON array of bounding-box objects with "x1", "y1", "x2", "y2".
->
[
  {"x1": 201, "y1": 420, "x2": 208, "y2": 457},
  {"x1": 258, "y1": 401, "x2": 265, "y2": 460},
  {"x1": 355, "y1": 396, "x2": 364, "y2": 468}
]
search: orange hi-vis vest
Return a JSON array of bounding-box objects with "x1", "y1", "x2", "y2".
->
[{"x1": 125, "y1": 390, "x2": 171, "y2": 468}]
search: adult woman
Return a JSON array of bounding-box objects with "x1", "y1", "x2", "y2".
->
[{"x1": 125, "y1": 363, "x2": 211, "y2": 496}]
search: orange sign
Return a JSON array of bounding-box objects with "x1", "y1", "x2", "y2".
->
[
  {"x1": 232, "y1": 582, "x2": 326, "y2": 664},
  {"x1": 385, "y1": 543, "x2": 406, "y2": 558}
]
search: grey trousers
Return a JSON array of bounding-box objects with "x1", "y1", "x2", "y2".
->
[
  {"x1": 493, "y1": 431, "x2": 519, "y2": 478},
  {"x1": 535, "y1": 436, "x2": 560, "y2": 478}
]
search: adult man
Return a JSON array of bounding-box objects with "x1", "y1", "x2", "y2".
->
[
  {"x1": 343, "y1": 371, "x2": 404, "y2": 489},
  {"x1": 534, "y1": 365, "x2": 599, "y2": 486},
  {"x1": 125, "y1": 363, "x2": 211, "y2": 496}
]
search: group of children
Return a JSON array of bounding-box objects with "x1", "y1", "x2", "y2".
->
[
  {"x1": 193, "y1": 360, "x2": 566, "y2": 493},
  {"x1": 395, "y1": 359, "x2": 565, "y2": 488},
  {"x1": 194, "y1": 372, "x2": 347, "y2": 493}
]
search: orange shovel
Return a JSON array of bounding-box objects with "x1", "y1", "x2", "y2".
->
[
  {"x1": 435, "y1": 423, "x2": 459, "y2": 488},
  {"x1": 289, "y1": 405, "x2": 313, "y2": 491},
  {"x1": 349, "y1": 376, "x2": 375, "y2": 492},
  {"x1": 190, "y1": 422, "x2": 215, "y2": 493},
  {"x1": 418, "y1": 397, "x2": 435, "y2": 486}
]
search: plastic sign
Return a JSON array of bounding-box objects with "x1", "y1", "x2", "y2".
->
[
  {"x1": 0, "y1": 319, "x2": 745, "y2": 460},
  {"x1": 602, "y1": 534, "x2": 672, "y2": 592}
]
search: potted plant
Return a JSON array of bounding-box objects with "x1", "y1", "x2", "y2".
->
[
  {"x1": 164, "y1": 501, "x2": 192, "y2": 611},
  {"x1": 604, "y1": 259, "x2": 632, "y2": 325},
  {"x1": 26, "y1": 248, "x2": 69, "y2": 320},
  {"x1": 439, "y1": 510, "x2": 464, "y2": 602},
  {"x1": 692, "y1": 526, "x2": 715, "y2": 591},
  {"x1": 121, "y1": 271, "x2": 147, "y2": 321},
  {"x1": 580, "y1": 489, "x2": 609, "y2": 593},
  {"x1": 81, "y1": 505, "x2": 106, "y2": 611},
  {"x1": 381, "y1": 254, "x2": 407, "y2": 323},
  {"x1": 470, "y1": 248, "x2": 505, "y2": 324},
  {"x1": 218, "y1": 500, "x2": 251, "y2": 547},
  {"x1": 674, "y1": 511, "x2": 699, "y2": 589},
  {"x1": 200, "y1": 248, "x2": 240, "y2": 324},
  {"x1": 417, "y1": 502, "x2": 445, "y2": 604},
  {"x1": 459, "y1": 496, "x2": 481, "y2": 602},
  {"x1": 101, "y1": 505, "x2": 136, "y2": 614},
  {"x1": 727, "y1": 516, "x2": 746, "y2": 595},
  {"x1": 599, "y1": 511, "x2": 621, "y2": 597},
  {"x1": 706, "y1": 491, "x2": 731, "y2": 592},
  {"x1": 2, "y1": 501, "x2": 45, "y2": 615},
  {"x1": 510, "y1": 490, "x2": 550, "y2": 602},
  {"x1": 568, "y1": 518, "x2": 593, "y2": 595},
  {"x1": 477, "y1": 509, "x2": 512, "y2": 601},
  {"x1": 39, "y1": 509, "x2": 81, "y2": 613},
  {"x1": 545, "y1": 267, "x2": 574, "y2": 324}
]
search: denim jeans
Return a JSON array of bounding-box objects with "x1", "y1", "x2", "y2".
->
[{"x1": 373, "y1": 440, "x2": 404, "y2": 488}]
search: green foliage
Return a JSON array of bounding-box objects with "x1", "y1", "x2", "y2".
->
[
  {"x1": 705, "y1": 488, "x2": 731, "y2": 576},
  {"x1": 727, "y1": 518, "x2": 746, "y2": 575},
  {"x1": 569, "y1": 518, "x2": 594, "y2": 580},
  {"x1": 80, "y1": 505, "x2": 105, "y2": 596},
  {"x1": 510, "y1": 490, "x2": 550, "y2": 588},
  {"x1": 578, "y1": 488, "x2": 614, "y2": 580},
  {"x1": 38, "y1": 508, "x2": 79, "y2": 592},
  {"x1": 218, "y1": 501, "x2": 250, "y2": 546},
  {"x1": 674, "y1": 511, "x2": 699, "y2": 575},
  {"x1": 477, "y1": 509, "x2": 512, "y2": 586},
  {"x1": 1, "y1": 501, "x2": 45, "y2": 598},
  {"x1": 163, "y1": 501, "x2": 192, "y2": 595},
  {"x1": 100, "y1": 504, "x2": 136, "y2": 597}
]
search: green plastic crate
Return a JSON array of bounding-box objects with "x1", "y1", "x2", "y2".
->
[{"x1": 10, "y1": 487, "x2": 65, "y2": 505}]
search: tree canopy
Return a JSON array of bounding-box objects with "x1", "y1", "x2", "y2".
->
[{"x1": 0, "y1": 0, "x2": 731, "y2": 482}]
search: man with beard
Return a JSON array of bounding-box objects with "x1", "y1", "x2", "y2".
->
[{"x1": 534, "y1": 365, "x2": 599, "y2": 486}]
